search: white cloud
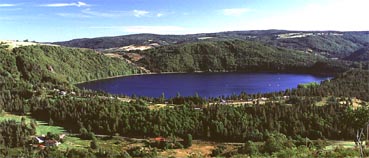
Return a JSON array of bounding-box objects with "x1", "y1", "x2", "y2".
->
[
  {"x1": 133, "y1": 10, "x2": 149, "y2": 17},
  {"x1": 0, "y1": 4, "x2": 16, "y2": 7},
  {"x1": 90, "y1": 25, "x2": 186, "y2": 34},
  {"x1": 222, "y1": 8, "x2": 250, "y2": 16},
  {"x1": 41, "y1": 1, "x2": 89, "y2": 7},
  {"x1": 57, "y1": 8, "x2": 163, "y2": 19},
  {"x1": 57, "y1": 13, "x2": 91, "y2": 18},
  {"x1": 57, "y1": 8, "x2": 129, "y2": 18},
  {"x1": 156, "y1": 13, "x2": 164, "y2": 17},
  {"x1": 81, "y1": 8, "x2": 122, "y2": 17}
]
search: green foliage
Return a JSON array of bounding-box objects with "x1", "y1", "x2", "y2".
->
[
  {"x1": 127, "y1": 147, "x2": 157, "y2": 158},
  {"x1": 272, "y1": 146, "x2": 313, "y2": 158},
  {"x1": 297, "y1": 82, "x2": 319, "y2": 89},
  {"x1": 291, "y1": 70, "x2": 369, "y2": 101},
  {"x1": 0, "y1": 42, "x2": 9, "y2": 49},
  {"x1": 238, "y1": 141, "x2": 259, "y2": 155},
  {"x1": 183, "y1": 134, "x2": 192, "y2": 148},
  {"x1": 0, "y1": 120, "x2": 34, "y2": 147},
  {"x1": 55, "y1": 31, "x2": 369, "y2": 60},
  {"x1": 263, "y1": 132, "x2": 289, "y2": 154},
  {"x1": 90, "y1": 138, "x2": 98, "y2": 149},
  {"x1": 79, "y1": 128, "x2": 95, "y2": 140},
  {"x1": 139, "y1": 40, "x2": 349, "y2": 73},
  {"x1": 342, "y1": 107, "x2": 369, "y2": 130},
  {"x1": 211, "y1": 145, "x2": 226, "y2": 157},
  {"x1": 12, "y1": 45, "x2": 138, "y2": 84},
  {"x1": 344, "y1": 47, "x2": 369, "y2": 61},
  {"x1": 321, "y1": 146, "x2": 360, "y2": 157}
]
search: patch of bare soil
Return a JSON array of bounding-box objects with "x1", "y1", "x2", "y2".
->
[{"x1": 160, "y1": 141, "x2": 216, "y2": 158}]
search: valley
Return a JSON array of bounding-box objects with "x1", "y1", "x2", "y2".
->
[{"x1": 0, "y1": 30, "x2": 369, "y2": 157}]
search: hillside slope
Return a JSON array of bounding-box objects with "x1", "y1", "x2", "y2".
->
[
  {"x1": 0, "y1": 45, "x2": 139, "y2": 90},
  {"x1": 290, "y1": 69, "x2": 369, "y2": 101},
  {"x1": 137, "y1": 40, "x2": 351, "y2": 73},
  {"x1": 53, "y1": 34, "x2": 201, "y2": 49},
  {"x1": 344, "y1": 47, "x2": 369, "y2": 61},
  {"x1": 54, "y1": 30, "x2": 369, "y2": 59}
]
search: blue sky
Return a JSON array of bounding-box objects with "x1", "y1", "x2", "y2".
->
[{"x1": 0, "y1": 0, "x2": 368, "y2": 42}]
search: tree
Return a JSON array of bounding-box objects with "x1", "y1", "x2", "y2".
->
[
  {"x1": 79, "y1": 128, "x2": 95, "y2": 140},
  {"x1": 238, "y1": 141, "x2": 259, "y2": 155},
  {"x1": 159, "y1": 92, "x2": 165, "y2": 103},
  {"x1": 183, "y1": 134, "x2": 192, "y2": 148},
  {"x1": 90, "y1": 138, "x2": 98, "y2": 149},
  {"x1": 0, "y1": 42, "x2": 9, "y2": 49},
  {"x1": 211, "y1": 145, "x2": 226, "y2": 157},
  {"x1": 263, "y1": 133, "x2": 288, "y2": 154},
  {"x1": 48, "y1": 118, "x2": 54, "y2": 126}
]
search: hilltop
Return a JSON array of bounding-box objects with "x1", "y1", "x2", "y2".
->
[
  {"x1": 0, "y1": 40, "x2": 58, "y2": 50},
  {"x1": 53, "y1": 30, "x2": 369, "y2": 60}
]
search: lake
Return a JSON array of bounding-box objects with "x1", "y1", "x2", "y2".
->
[{"x1": 77, "y1": 72, "x2": 331, "y2": 98}]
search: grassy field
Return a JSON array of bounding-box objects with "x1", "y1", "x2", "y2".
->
[{"x1": 325, "y1": 141, "x2": 357, "y2": 150}]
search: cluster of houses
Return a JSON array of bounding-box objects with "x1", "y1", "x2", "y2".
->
[
  {"x1": 31, "y1": 134, "x2": 65, "y2": 149},
  {"x1": 53, "y1": 88, "x2": 76, "y2": 96}
]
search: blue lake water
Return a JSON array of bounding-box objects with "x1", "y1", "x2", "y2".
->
[{"x1": 77, "y1": 72, "x2": 331, "y2": 98}]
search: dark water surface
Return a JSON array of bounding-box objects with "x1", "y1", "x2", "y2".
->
[{"x1": 77, "y1": 72, "x2": 331, "y2": 98}]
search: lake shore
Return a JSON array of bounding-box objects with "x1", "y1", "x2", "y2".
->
[
  {"x1": 74, "y1": 71, "x2": 206, "y2": 85},
  {"x1": 75, "y1": 70, "x2": 333, "y2": 85},
  {"x1": 76, "y1": 72, "x2": 332, "y2": 98}
]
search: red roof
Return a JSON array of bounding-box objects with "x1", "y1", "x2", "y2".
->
[{"x1": 153, "y1": 137, "x2": 166, "y2": 142}]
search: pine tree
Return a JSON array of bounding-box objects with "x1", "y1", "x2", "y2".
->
[
  {"x1": 48, "y1": 118, "x2": 54, "y2": 126},
  {"x1": 90, "y1": 138, "x2": 98, "y2": 149},
  {"x1": 183, "y1": 134, "x2": 192, "y2": 148}
]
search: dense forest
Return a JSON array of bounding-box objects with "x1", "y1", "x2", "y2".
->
[
  {"x1": 0, "y1": 120, "x2": 35, "y2": 148},
  {"x1": 0, "y1": 45, "x2": 139, "y2": 98},
  {"x1": 137, "y1": 40, "x2": 352, "y2": 73},
  {"x1": 25, "y1": 96, "x2": 362, "y2": 141},
  {"x1": 287, "y1": 70, "x2": 369, "y2": 101},
  {"x1": 344, "y1": 46, "x2": 369, "y2": 61}
]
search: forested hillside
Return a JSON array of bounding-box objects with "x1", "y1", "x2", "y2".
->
[
  {"x1": 289, "y1": 70, "x2": 369, "y2": 101},
  {"x1": 0, "y1": 45, "x2": 139, "y2": 89},
  {"x1": 54, "y1": 30, "x2": 369, "y2": 59},
  {"x1": 0, "y1": 44, "x2": 139, "y2": 113},
  {"x1": 137, "y1": 40, "x2": 351, "y2": 73},
  {"x1": 53, "y1": 33, "x2": 201, "y2": 49},
  {"x1": 344, "y1": 47, "x2": 369, "y2": 61}
]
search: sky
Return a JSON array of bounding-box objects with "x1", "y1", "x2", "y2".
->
[{"x1": 0, "y1": 0, "x2": 368, "y2": 42}]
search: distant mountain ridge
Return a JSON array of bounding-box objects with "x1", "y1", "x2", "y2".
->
[{"x1": 53, "y1": 30, "x2": 369, "y2": 60}]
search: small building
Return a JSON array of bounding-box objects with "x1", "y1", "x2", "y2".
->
[
  {"x1": 35, "y1": 137, "x2": 45, "y2": 144},
  {"x1": 60, "y1": 91, "x2": 67, "y2": 96},
  {"x1": 153, "y1": 137, "x2": 166, "y2": 142}
]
